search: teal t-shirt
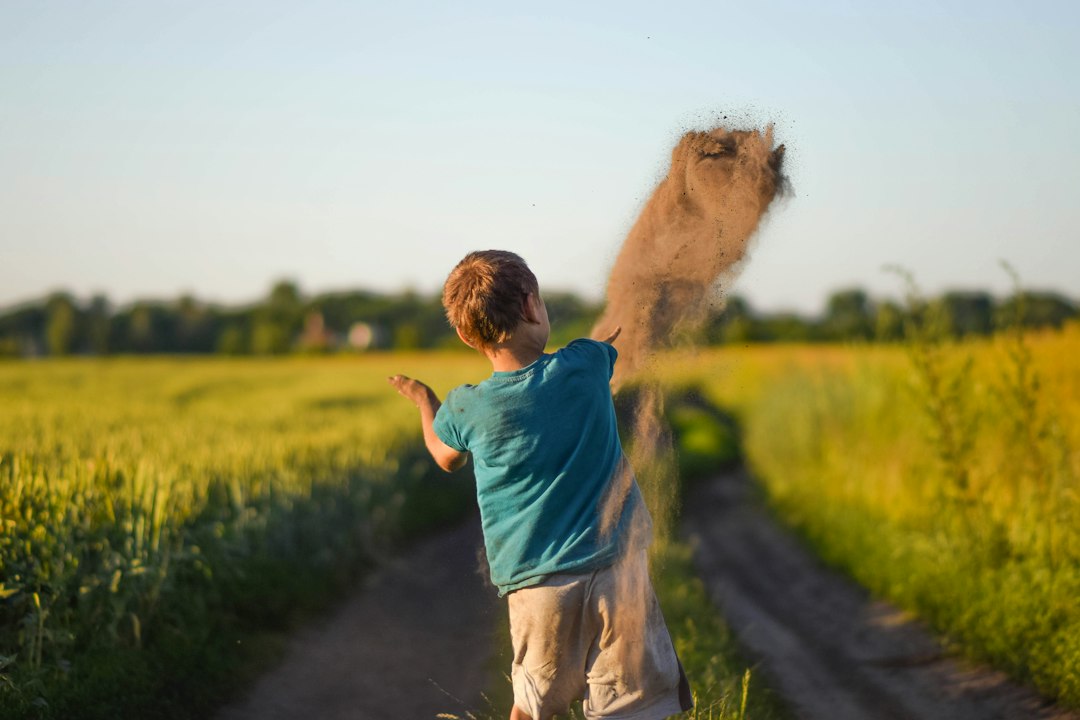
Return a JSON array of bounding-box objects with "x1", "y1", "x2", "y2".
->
[{"x1": 433, "y1": 338, "x2": 646, "y2": 595}]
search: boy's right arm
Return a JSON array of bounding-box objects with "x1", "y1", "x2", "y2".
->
[{"x1": 387, "y1": 375, "x2": 468, "y2": 473}]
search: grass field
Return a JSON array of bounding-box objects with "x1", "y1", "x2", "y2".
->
[
  {"x1": 659, "y1": 323, "x2": 1080, "y2": 709},
  {"x1": 0, "y1": 353, "x2": 783, "y2": 719},
  {"x1": 0, "y1": 354, "x2": 485, "y2": 718}
]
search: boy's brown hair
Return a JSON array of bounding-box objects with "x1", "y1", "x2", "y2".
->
[{"x1": 442, "y1": 250, "x2": 539, "y2": 349}]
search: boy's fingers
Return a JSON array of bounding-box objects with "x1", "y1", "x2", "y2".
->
[{"x1": 601, "y1": 326, "x2": 622, "y2": 344}]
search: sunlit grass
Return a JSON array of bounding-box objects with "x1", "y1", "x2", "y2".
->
[
  {"x1": 0, "y1": 353, "x2": 486, "y2": 719},
  {"x1": 657, "y1": 324, "x2": 1080, "y2": 708}
]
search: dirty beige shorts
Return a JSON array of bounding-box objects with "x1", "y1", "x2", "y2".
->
[{"x1": 507, "y1": 549, "x2": 693, "y2": 720}]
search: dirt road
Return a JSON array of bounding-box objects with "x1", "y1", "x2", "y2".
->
[
  {"x1": 214, "y1": 471, "x2": 1078, "y2": 720},
  {"x1": 683, "y1": 470, "x2": 1078, "y2": 720},
  {"x1": 214, "y1": 516, "x2": 499, "y2": 720}
]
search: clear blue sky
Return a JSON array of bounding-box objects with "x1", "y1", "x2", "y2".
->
[{"x1": 2, "y1": 0, "x2": 1078, "y2": 314}]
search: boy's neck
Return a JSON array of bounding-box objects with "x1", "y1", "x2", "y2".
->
[{"x1": 485, "y1": 343, "x2": 545, "y2": 373}]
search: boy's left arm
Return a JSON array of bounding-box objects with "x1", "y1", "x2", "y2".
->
[{"x1": 388, "y1": 375, "x2": 469, "y2": 472}]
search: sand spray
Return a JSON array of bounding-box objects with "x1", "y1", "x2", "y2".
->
[{"x1": 594, "y1": 126, "x2": 788, "y2": 560}]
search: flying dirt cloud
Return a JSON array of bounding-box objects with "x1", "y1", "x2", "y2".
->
[{"x1": 592, "y1": 127, "x2": 787, "y2": 386}]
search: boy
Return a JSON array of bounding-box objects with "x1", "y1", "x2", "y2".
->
[{"x1": 389, "y1": 250, "x2": 692, "y2": 720}]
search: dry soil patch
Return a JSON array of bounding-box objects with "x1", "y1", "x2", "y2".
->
[{"x1": 215, "y1": 515, "x2": 498, "y2": 720}]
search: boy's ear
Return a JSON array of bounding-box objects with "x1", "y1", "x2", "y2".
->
[
  {"x1": 521, "y1": 292, "x2": 541, "y2": 323},
  {"x1": 456, "y1": 327, "x2": 478, "y2": 349}
]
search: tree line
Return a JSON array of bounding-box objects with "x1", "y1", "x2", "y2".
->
[{"x1": 0, "y1": 282, "x2": 1075, "y2": 358}]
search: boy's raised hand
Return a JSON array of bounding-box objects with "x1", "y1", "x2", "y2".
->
[
  {"x1": 388, "y1": 374, "x2": 435, "y2": 407},
  {"x1": 388, "y1": 374, "x2": 468, "y2": 472}
]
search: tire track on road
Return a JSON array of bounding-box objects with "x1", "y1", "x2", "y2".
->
[{"x1": 683, "y1": 471, "x2": 1078, "y2": 720}]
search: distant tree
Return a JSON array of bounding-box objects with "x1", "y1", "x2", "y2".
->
[
  {"x1": 998, "y1": 291, "x2": 1077, "y2": 330},
  {"x1": 269, "y1": 280, "x2": 302, "y2": 316},
  {"x1": 938, "y1": 291, "x2": 994, "y2": 337},
  {"x1": 702, "y1": 295, "x2": 756, "y2": 344},
  {"x1": 45, "y1": 293, "x2": 77, "y2": 356},
  {"x1": 174, "y1": 294, "x2": 220, "y2": 352},
  {"x1": 386, "y1": 288, "x2": 449, "y2": 349},
  {"x1": 0, "y1": 303, "x2": 46, "y2": 356},
  {"x1": 128, "y1": 303, "x2": 156, "y2": 352},
  {"x1": 216, "y1": 324, "x2": 247, "y2": 355},
  {"x1": 87, "y1": 294, "x2": 111, "y2": 354},
  {"x1": 824, "y1": 288, "x2": 872, "y2": 341},
  {"x1": 393, "y1": 322, "x2": 422, "y2": 350},
  {"x1": 250, "y1": 319, "x2": 289, "y2": 354},
  {"x1": 249, "y1": 280, "x2": 303, "y2": 354},
  {"x1": 177, "y1": 294, "x2": 199, "y2": 346},
  {"x1": 759, "y1": 313, "x2": 816, "y2": 342}
]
